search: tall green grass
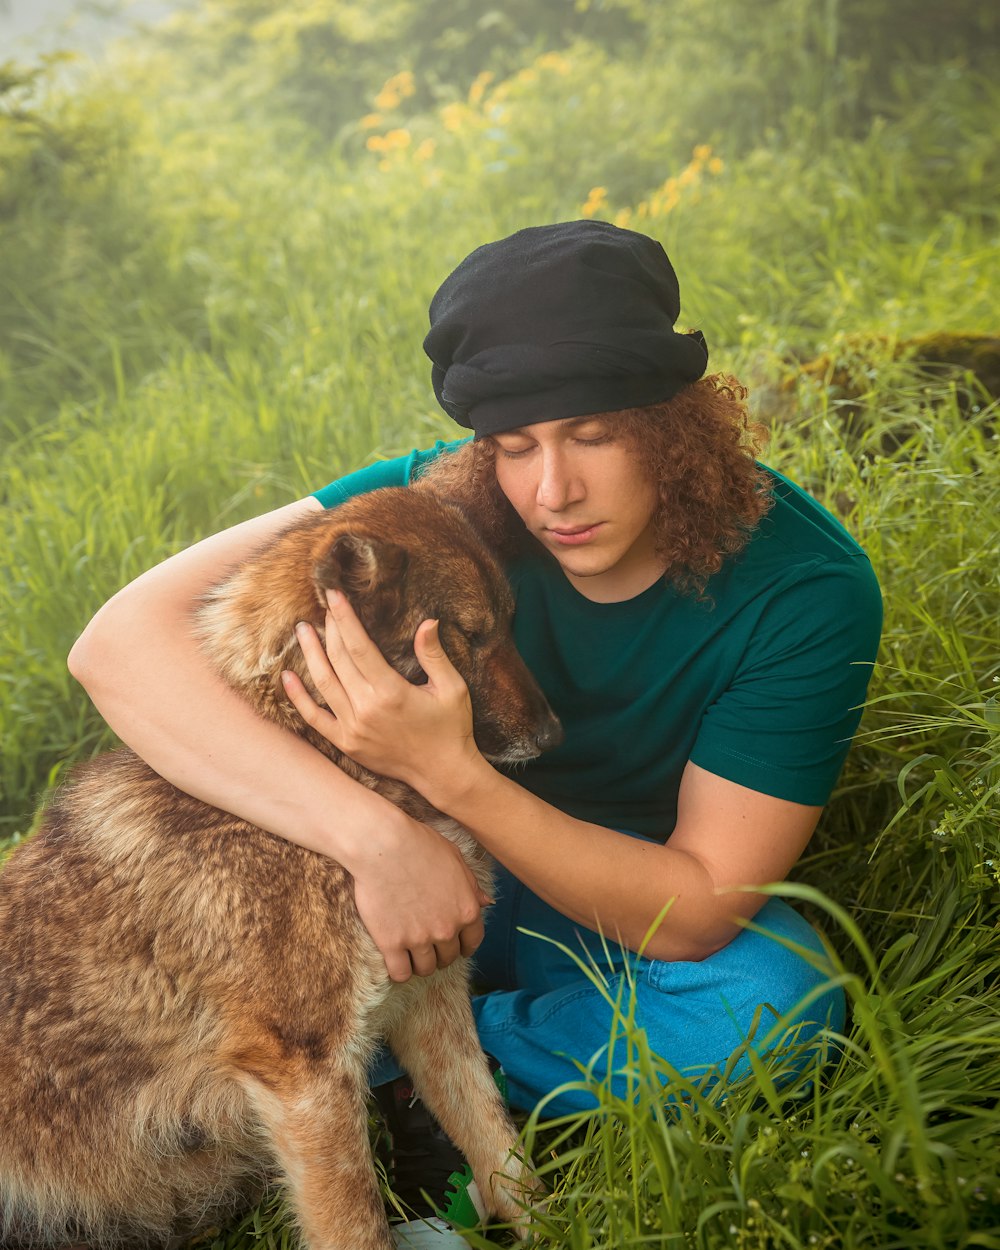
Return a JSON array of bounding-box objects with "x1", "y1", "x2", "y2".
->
[{"x1": 1, "y1": 3, "x2": 998, "y2": 1245}]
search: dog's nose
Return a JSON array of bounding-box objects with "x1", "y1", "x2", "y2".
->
[{"x1": 535, "y1": 715, "x2": 564, "y2": 752}]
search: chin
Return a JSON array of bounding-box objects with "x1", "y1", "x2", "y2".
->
[{"x1": 555, "y1": 553, "x2": 615, "y2": 578}]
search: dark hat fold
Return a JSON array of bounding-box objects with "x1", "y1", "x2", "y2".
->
[{"x1": 423, "y1": 220, "x2": 708, "y2": 436}]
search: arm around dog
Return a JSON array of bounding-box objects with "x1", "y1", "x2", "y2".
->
[
  {"x1": 290, "y1": 592, "x2": 822, "y2": 963},
  {"x1": 68, "y1": 496, "x2": 490, "y2": 983}
]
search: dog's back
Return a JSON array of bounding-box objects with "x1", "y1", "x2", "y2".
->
[{"x1": 0, "y1": 487, "x2": 556, "y2": 1250}]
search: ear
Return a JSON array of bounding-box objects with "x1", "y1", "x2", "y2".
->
[{"x1": 315, "y1": 532, "x2": 409, "y2": 598}]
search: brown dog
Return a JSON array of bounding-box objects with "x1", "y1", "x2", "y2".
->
[{"x1": 0, "y1": 485, "x2": 561, "y2": 1250}]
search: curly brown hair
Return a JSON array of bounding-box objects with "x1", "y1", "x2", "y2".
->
[{"x1": 417, "y1": 373, "x2": 773, "y2": 597}]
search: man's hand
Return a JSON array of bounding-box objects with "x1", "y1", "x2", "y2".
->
[
  {"x1": 347, "y1": 809, "x2": 491, "y2": 982},
  {"x1": 282, "y1": 589, "x2": 491, "y2": 980},
  {"x1": 282, "y1": 588, "x2": 480, "y2": 793}
]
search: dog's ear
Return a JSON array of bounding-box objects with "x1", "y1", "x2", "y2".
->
[{"x1": 315, "y1": 533, "x2": 409, "y2": 597}]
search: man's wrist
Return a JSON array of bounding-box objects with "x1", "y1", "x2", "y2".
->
[
  {"x1": 420, "y1": 751, "x2": 499, "y2": 820},
  {"x1": 305, "y1": 784, "x2": 411, "y2": 875}
]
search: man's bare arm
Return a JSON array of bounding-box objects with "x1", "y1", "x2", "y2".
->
[
  {"x1": 420, "y1": 758, "x2": 821, "y2": 963},
  {"x1": 68, "y1": 498, "x2": 489, "y2": 982}
]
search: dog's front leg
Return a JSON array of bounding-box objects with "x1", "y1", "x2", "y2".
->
[
  {"x1": 386, "y1": 967, "x2": 538, "y2": 1235},
  {"x1": 239, "y1": 1053, "x2": 394, "y2": 1250}
]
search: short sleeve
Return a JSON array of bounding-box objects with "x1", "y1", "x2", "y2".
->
[
  {"x1": 311, "y1": 438, "x2": 469, "y2": 509},
  {"x1": 689, "y1": 554, "x2": 883, "y2": 805}
]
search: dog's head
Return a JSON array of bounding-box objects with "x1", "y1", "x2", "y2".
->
[{"x1": 199, "y1": 486, "x2": 562, "y2": 768}]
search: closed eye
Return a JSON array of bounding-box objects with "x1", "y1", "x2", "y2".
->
[{"x1": 454, "y1": 622, "x2": 489, "y2": 647}]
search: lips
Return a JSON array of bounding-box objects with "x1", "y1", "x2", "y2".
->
[{"x1": 546, "y1": 523, "x2": 603, "y2": 546}]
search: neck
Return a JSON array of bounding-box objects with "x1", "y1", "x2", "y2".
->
[{"x1": 563, "y1": 560, "x2": 666, "y2": 603}]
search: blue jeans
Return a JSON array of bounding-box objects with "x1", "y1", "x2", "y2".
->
[{"x1": 372, "y1": 860, "x2": 845, "y2": 1117}]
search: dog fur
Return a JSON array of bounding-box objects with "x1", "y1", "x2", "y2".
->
[{"x1": 0, "y1": 484, "x2": 561, "y2": 1250}]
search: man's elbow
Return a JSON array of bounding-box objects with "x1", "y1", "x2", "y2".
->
[
  {"x1": 643, "y1": 930, "x2": 735, "y2": 964},
  {"x1": 639, "y1": 907, "x2": 744, "y2": 964},
  {"x1": 67, "y1": 608, "x2": 116, "y2": 694}
]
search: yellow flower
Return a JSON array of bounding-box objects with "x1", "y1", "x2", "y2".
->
[
  {"x1": 375, "y1": 71, "x2": 415, "y2": 111},
  {"x1": 517, "y1": 67, "x2": 539, "y2": 84},
  {"x1": 441, "y1": 103, "x2": 467, "y2": 132},
  {"x1": 678, "y1": 166, "x2": 698, "y2": 187},
  {"x1": 536, "y1": 52, "x2": 571, "y2": 74},
  {"x1": 414, "y1": 138, "x2": 437, "y2": 161},
  {"x1": 708, "y1": 156, "x2": 724, "y2": 175},
  {"x1": 581, "y1": 186, "x2": 608, "y2": 218},
  {"x1": 468, "y1": 70, "x2": 494, "y2": 105},
  {"x1": 692, "y1": 144, "x2": 712, "y2": 163},
  {"x1": 384, "y1": 128, "x2": 411, "y2": 150},
  {"x1": 614, "y1": 207, "x2": 633, "y2": 228},
  {"x1": 360, "y1": 113, "x2": 383, "y2": 130},
  {"x1": 366, "y1": 134, "x2": 389, "y2": 152}
]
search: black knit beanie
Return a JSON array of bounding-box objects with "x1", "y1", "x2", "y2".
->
[{"x1": 423, "y1": 220, "x2": 709, "y2": 437}]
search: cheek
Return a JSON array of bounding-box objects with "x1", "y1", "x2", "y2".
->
[
  {"x1": 613, "y1": 464, "x2": 659, "y2": 533},
  {"x1": 494, "y1": 462, "x2": 533, "y2": 518},
  {"x1": 636, "y1": 476, "x2": 660, "y2": 521}
]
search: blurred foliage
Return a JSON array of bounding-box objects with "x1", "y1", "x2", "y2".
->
[
  {"x1": 145, "y1": 0, "x2": 1000, "y2": 147},
  {"x1": 639, "y1": 0, "x2": 1000, "y2": 144},
  {"x1": 0, "y1": 55, "x2": 207, "y2": 440},
  {"x1": 2, "y1": 0, "x2": 996, "y2": 438},
  {"x1": 148, "y1": 0, "x2": 644, "y2": 140}
]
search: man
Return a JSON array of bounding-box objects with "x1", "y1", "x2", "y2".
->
[{"x1": 71, "y1": 221, "x2": 882, "y2": 1246}]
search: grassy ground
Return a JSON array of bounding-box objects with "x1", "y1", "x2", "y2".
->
[{"x1": 1, "y1": 3, "x2": 998, "y2": 1246}]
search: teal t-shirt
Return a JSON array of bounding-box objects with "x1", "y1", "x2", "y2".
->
[{"x1": 313, "y1": 442, "x2": 882, "y2": 841}]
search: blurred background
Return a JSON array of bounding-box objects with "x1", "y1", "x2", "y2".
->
[{"x1": 1, "y1": 0, "x2": 174, "y2": 54}]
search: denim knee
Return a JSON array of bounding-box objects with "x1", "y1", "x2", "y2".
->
[{"x1": 640, "y1": 898, "x2": 846, "y2": 1080}]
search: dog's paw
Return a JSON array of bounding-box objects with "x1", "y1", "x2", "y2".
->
[{"x1": 485, "y1": 1152, "x2": 544, "y2": 1240}]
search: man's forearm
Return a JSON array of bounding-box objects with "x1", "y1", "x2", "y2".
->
[
  {"x1": 74, "y1": 617, "x2": 401, "y2": 865},
  {"x1": 429, "y1": 759, "x2": 750, "y2": 963}
]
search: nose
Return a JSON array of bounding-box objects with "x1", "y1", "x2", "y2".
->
[
  {"x1": 535, "y1": 713, "x2": 564, "y2": 752},
  {"x1": 536, "y1": 446, "x2": 582, "y2": 512}
]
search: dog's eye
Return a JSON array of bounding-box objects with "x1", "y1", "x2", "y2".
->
[{"x1": 456, "y1": 624, "x2": 487, "y2": 647}]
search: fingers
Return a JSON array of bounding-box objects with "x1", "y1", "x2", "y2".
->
[
  {"x1": 291, "y1": 621, "x2": 351, "y2": 719},
  {"x1": 381, "y1": 926, "x2": 481, "y2": 984},
  {"x1": 458, "y1": 914, "x2": 486, "y2": 958},
  {"x1": 413, "y1": 618, "x2": 463, "y2": 689},
  {"x1": 383, "y1": 948, "x2": 415, "y2": 984},
  {"x1": 409, "y1": 935, "x2": 463, "y2": 978},
  {"x1": 325, "y1": 588, "x2": 394, "y2": 684},
  {"x1": 326, "y1": 595, "x2": 450, "y2": 694},
  {"x1": 280, "y1": 667, "x2": 343, "y2": 743},
  {"x1": 413, "y1": 617, "x2": 446, "y2": 663},
  {"x1": 403, "y1": 926, "x2": 482, "y2": 979}
]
